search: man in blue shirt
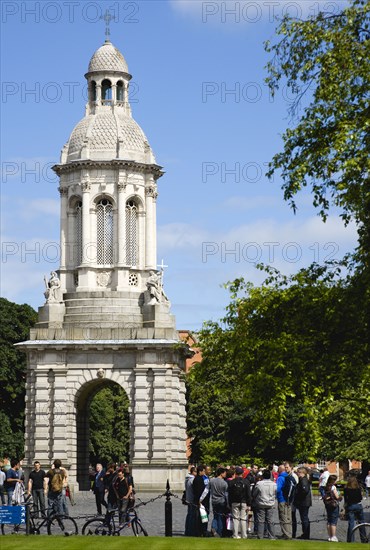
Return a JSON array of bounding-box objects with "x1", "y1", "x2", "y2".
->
[
  {"x1": 6, "y1": 459, "x2": 22, "y2": 505},
  {"x1": 276, "y1": 462, "x2": 293, "y2": 540}
]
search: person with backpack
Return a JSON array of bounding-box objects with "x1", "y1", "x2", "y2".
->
[
  {"x1": 112, "y1": 468, "x2": 133, "y2": 526},
  {"x1": 228, "y1": 466, "x2": 251, "y2": 539},
  {"x1": 253, "y1": 469, "x2": 277, "y2": 540},
  {"x1": 293, "y1": 467, "x2": 312, "y2": 539},
  {"x1": 276, "y1": 461, "x2": 296, "y2": 540},
  {"x1": 44, "y1": 459, "x2": 66, "y2": 516},
  {"x1": 209, "y1": 467, "x2": 228, "y2": 537},
  {"x1": 246, "y1": 464, "x2": 259, "y2": 534},
  {"x1": 323, "y1": 474, "x2": 342, "y2": 542}
]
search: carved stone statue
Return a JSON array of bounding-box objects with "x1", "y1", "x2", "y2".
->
[
  {"x1": 44, "y1": 271, "x2": 63, "y2": 303},
  {"x1": 146, "y1": 270, "x2": 169, "y2": 305}
]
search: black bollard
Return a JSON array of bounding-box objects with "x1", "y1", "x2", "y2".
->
[
  {"x1": 25, "y1": 504, "x2": 30, "y2": 536},
  {"x1": 165, "y1": 479, "x2": 173, "y2": 537}
]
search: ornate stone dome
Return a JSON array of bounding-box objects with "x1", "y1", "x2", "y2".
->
[
  {"x1": 65, "y1": 111, "x2": 155, "y2": 164},
  {"x1": 88, "y1": 40, "x2": 129, "y2": 74}
]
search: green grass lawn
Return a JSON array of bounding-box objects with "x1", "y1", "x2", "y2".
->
[{"x1": 0, "y1": 538, "x2": 366, "y2": 550}]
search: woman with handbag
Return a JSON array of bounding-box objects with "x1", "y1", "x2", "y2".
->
[
  {"x1": 343, "y1": 475, "x2": 366, "y2": 543},
  {"x1": 323, "y1": 475, "x2": 342, "y2": 542}
]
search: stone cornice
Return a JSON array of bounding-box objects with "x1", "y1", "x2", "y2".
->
[
  {"x1": 52, "y1": 159, "x2": 164, "y2": 179},
  {"x1": 84, "y1": 70, "x2": 132, "y2": 81},
  {"x1": 16, "y1": 339, "x2": 180, "y2": 350}
]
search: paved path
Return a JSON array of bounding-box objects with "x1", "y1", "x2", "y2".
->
[{"x1": 69, "y1": 491, "x2": 370, "y2": 541}]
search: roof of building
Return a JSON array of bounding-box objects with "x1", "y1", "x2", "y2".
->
[
  {"x1": 88, "y1": 40, "x2": 129, "y2": 73},
  {"x1": 66, "y1": 112, "x2": 153, "y2": 163}
]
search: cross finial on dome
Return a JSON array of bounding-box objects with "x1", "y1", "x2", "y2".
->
[{"x1": 100, "y1": 9, "x2": 115, "y2": 42}]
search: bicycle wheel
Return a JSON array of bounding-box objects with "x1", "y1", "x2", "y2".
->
[
  {"x1": 82, "y1": 518, "x2": 112, "y2": 536},
  {"x1": 47, "y1": 515, "x2": 78, "y2": 536},
  {"x1": 132, "y1": 519, "x2": 148, "y2": 536},
  {"x1": 1, "y1": 523, "x2": 27, "y2": 535},
  {"x1": 351, "y1": 522, "x2": 370, "y2": 543}
]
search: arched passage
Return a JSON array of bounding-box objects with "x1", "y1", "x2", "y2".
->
[{"x1": 75, "y1": 378, "x2": 130, "y2": 489}]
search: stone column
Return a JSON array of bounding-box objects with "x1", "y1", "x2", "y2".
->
[
  {"x1": 145, "y1": 179, "x2": 157, "y2": 269},
  {"x1": 59, "y1": 186, "x2": 68, "y2": 274},
  {"x1": 138, "y1": 210, "x2": 145, "y2": 269},
  {"x1": 117, "y1": 173, "x2": 127, "y2": 265},
  {"x1": 81, "y1": 179, "x2": 91, "y2": 265},
  {"x1": 112, "y1": 83, "x2": 117, "y2": 104},
  {"x1": 52, "y1": 367, "x2": 68, "y2": 464},
  {"x1": 28, "y1": 367, "x2": 55, "y2": 466},
  {"x1": 96, "y1": 83, "x2": 102, "y2": 105},
  {"x1": 132, "y1": 366, "x2": 151, "y2": 461},
  {"x1": 151, "y1": 367, "x2": 168, "y2": 462}
]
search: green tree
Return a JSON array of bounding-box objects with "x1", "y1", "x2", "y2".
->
[
  {"x1": 265, "y1": 0, "x2": 370, "y2": 229},
  {"x1": 89, "y1": 384, "x2": 130, "y2": 464},
  {"x1": 0, "y1": 298, "x2": 37, "y2": 458},
  {"x1": 187, "y1": 264, "x2": 370, "y2": 464}
]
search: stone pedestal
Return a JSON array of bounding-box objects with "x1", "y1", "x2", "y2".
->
[{"x1": 37, "y1": 303, "x2": 66, "y2": 328}]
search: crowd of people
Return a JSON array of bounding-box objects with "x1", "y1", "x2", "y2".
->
[
  {"x1": 183, "y1": 462, "x2": 369, "y2": 543},
  {"x1": 90, "y1": 461, "x2": 134, "y2": 525},
  {"x1": 0, "y1": 457, "x2": 135, "y2": 527},
  {"x1": 0, "y1": 457, "x2": 71, "y2": 517},
  {"x1": 1, "y1": 455, "x2": 368, "y2": 541}
]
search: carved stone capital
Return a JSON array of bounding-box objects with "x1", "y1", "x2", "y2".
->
[
  {"x1": 81, "y1": 179, "x2": 91, "y2": 192},
  {"x1": 58, "y1": 186, "x2": 68, "y2": 197},
  {"x1": 145, "y1": 185, "x2": 158, "y2": 200}
]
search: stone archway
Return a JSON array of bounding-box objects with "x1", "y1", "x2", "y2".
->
[{"x1": 75, "y1": 377, "x2": 132, "y2": 490}]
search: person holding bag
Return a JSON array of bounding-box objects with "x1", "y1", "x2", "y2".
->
[{"x1": 323, "y1": 474, "x2": 342, "y2": 542}]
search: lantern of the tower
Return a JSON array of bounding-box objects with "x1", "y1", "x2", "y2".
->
[{"x1": 49, "y1": 39, "x2": 169, "y2": 328}]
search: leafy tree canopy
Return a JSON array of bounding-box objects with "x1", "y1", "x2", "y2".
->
[
  {"x1": 187, "y1": 264, "x2": 370, "y2": 464},
  {"x1": 0, "y1": 298, "x2": 37, "y2": 458},
  {"x1": 89, "y1": 384, "x2": 130, "y2": 465},
  {"x1": 265, "y1": 0, "x2": 370, "y2": 229}
]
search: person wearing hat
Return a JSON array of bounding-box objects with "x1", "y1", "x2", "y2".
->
[{"x1": 228, "y1": 466, "x2": 252, "y2": 539}]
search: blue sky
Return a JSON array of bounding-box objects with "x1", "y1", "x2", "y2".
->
[{"x1": 1, "y1": 0, "x2": 356, "y2": 330}]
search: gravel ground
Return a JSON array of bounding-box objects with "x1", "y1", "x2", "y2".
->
[{"x1": 68, "y1": 491, "x2": 370, "y2": 540}]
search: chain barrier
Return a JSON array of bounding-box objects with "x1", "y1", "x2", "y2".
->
[
  {"x1": 66, "y1": 491, "x2": 167, "y2": 520},
  {"x1": 172, "y1": 492, "x2": 370, "y2": 527}
]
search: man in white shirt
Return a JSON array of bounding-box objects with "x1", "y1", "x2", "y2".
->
[
  {"x1": 365, "y1": 470, "x2": 370, "y2": 499},
  {"x1": 318, "y1": 468, "x2": 330, "y2": 498}
]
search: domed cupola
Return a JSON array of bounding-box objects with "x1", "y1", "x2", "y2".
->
[
  {"x1": 88, "y1": 40, "x2": 129, "y2": 74},
  {"x1": 61, "y1": 39, "x2": 156, "y2": 165}
]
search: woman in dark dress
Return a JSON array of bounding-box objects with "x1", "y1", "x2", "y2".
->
[{"x1": 344, "y1": 475, "x2": 366, "y2": 543}]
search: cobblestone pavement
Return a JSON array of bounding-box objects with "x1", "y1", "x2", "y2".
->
[{"x1": 69, "y1": 491, "x2": 370, "y2": 540}]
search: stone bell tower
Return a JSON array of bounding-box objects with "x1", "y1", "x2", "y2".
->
[{"x1": 18, "y1": 37, "x2": 189, "y2": 491}]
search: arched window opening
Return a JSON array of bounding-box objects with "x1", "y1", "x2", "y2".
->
[
  {"x1": 102, "y1": 79, "x2": 112, "y2": 102},
  {"x1": 97, "y1": 198, "x2": 113, "y2": 264},
  {"x1": 126, "y1": 200, "x2": 138, "y2": 266},
  {"x1": 90, "y1": 81, "x2": 97, "y2": 102},
  {"x1": 117, "y1": 81, "x2": 124, "y2": 101},
  {"x1": 75, "y1": 201, "x2": 82, "y2": 266}
]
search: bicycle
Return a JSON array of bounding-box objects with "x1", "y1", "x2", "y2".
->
[
  {"x1": 351, "y1": 522, "x2": 370, "y2": 543},
  {"x1": 82, "y1": 506, "x2": 148, "y2": 536},
  {"x1": 1, "y1": 502, "x2": 78, "y2": 536}
]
